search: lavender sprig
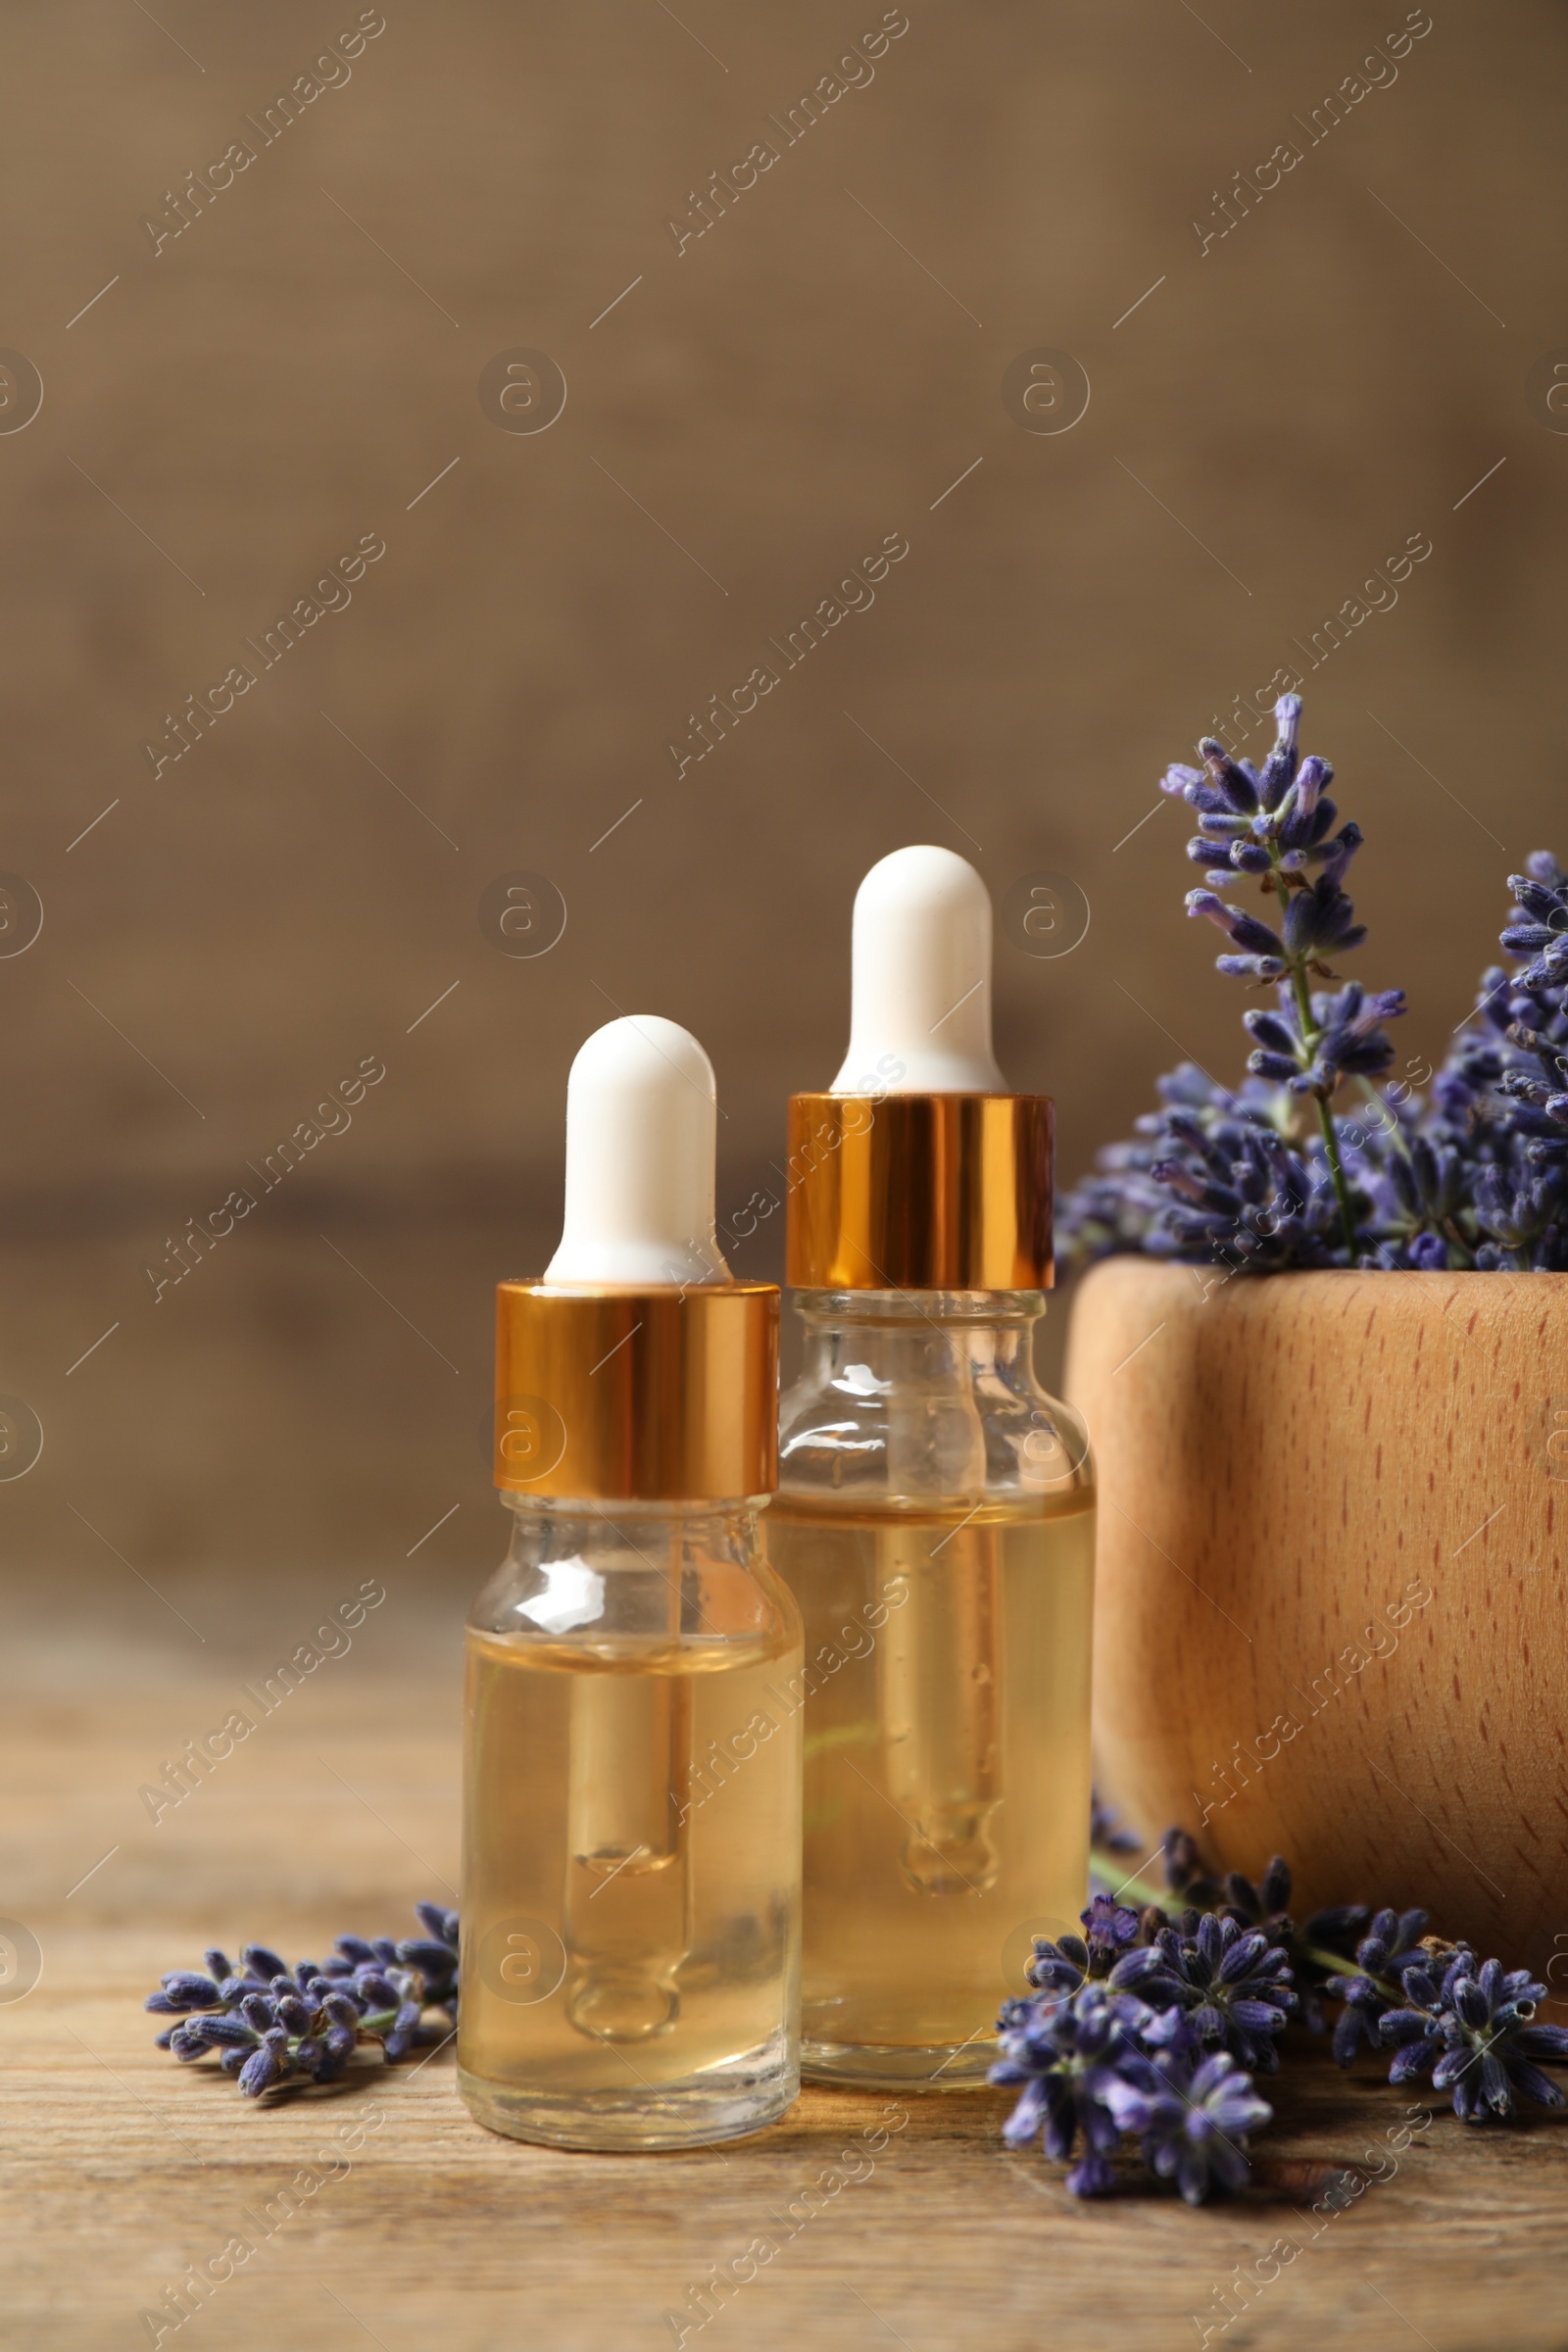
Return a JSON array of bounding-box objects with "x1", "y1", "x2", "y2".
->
[
  {"x1": 1377, "y1": 1954, "x2": 1568, "y2": 2121},
  {"x1": 147, "y1": 1902, "x2": 459, "y2": 2094},
  {"x1": 993, "y1": 1974, "x2": 1275, "y2": 2202},
  {"x1": 1059, "y1": 696, "x2": 1568, "y2": 1273},
  {"x1": 1161, "y1": 697, "x2": 1401, "y2": 1256},
  {"x1": 1103, "y1": 2035, "x2": 1274, "y2": 2205},
  {"x1": 994, "y1": 1984, "x2": 1175, "y2": 2198},
  {"x1": 1062, "y1": 1799, "x2": 1568, "y2": 2167},
  {"x1": 1318, "y1": 1905, "x2": 1437, "y2": 2064},
  {"x1": 1118, "y1": 1914, "x2": 1298, "y2": 2072}
]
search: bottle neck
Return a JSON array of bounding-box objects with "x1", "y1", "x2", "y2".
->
[
  {"x1": 791, "y1": 1289, "x2": 1046, "y2": 1387},
  {"x1": 499, "y1": 1493, "x2": 768, "y2": 1541},
  {"x1": 475, "y1": 1493, "x2": 788, "y2": 1646},
  {"x1": 780, "y1": 1288, "x2": 1082, "y2": 1506}
]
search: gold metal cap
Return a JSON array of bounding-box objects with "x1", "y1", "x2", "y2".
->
[
  {"x1": 785, "y1": 1094, "x2": 1054, "y2": 1292},
  {"x1": 493, "y1": 1282, "x2": 778, "y2": 1501}
]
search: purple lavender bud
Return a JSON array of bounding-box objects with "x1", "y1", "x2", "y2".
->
[
  {"x1": 241, "y1": 1947, "x2": 289, "y2": 1984},
  {"x1": 398, "y1": 1939, "x2": 456, "y2": 1976},
  {"x1": 276, "y1": 1995, "x2": 313, "y2": 2034},
  {"x1": 1184, "y1": 890, "x2": 1284, "y2": 958},
  {"x1": 1159, "y1": 761, "x2": 1202, "y2": 797},
  {"x1": 1294, "y1": 754, "x2": 1329, "y2": 814},
  {"x1": 1216, "y1": 954, "x2": 1286, "y2": 980},
  {"x1": 1256, "y1": 694, "x2": 1302, "y2": 807},
  {"x1": 238, "y1": 2042, "x2": 283, "y2": 2098},
  {"x1": 1242, "y1": 1009, "x2": 1297, "y2": 1055},
  {"x1": 145, "y1": 1991, "x2": 179, "y2": 2014},
  {"x1": 201, "y1": 2017, "x2": 259, "y2": 2048},
  {"x1": 1198, "y1": 738, "x2": 1259, "y2": 815},
  {"x1": 1502, "y1": 924, "x2": 1557, "y2": 954},
  {"x1": 169, "y1": 2022, "x2": 213, "y2": 2060},
  {"x1": 1248, "y1": 1051, "x2": 1299, "y2": 1083},
  {"x1": 323, "y1": 2022, "x2": 359, "y2": 2066},
  {"x1": 240, "y1": 1993, "x2": 276, "y2": 2034},
  {"x1": 1229, "y1": 911, "x2": 1288, "y2": 957},
  {"x1": 1299, "y1": 799, "x2": 1340, "y2": 854},
  {"x1": 1321, "y1": 821, "x2": 1363, "y2": 890},
  {"x1": 1229, "y1": 841, "x2": 1273, "y2": 874},
  {"x1": 383, "y1": 1999, "x2": 423, "y2": 2061},
  {"x1": 203, "y1": 1951, "x2": 232, "y2": 1982},
  {"x1": 321, "y1": 1992, "x2": 362, "y2": 2031},
  {"x1": 160, "y1": 1971, "x2": 223, "y2": 2011},
  {"x1": 1520, "y1": 934, "x2": 1568, "y2": 990},
  {"x1": 1181, "y1": 777, "x2": 1243, "y2": 817}
]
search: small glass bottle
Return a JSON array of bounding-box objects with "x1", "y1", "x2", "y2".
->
[
  {"x1": 459, "y1": 1016, "x2": 802, "y2": 2151},
  {"x1": 770, "y1": 848, "x2": 1096, "y2": 2089}
]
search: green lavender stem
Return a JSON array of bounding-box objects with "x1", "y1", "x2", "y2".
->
[{"x1": 1285, "y1": 911, "x2": 1360, "y2": 1261}]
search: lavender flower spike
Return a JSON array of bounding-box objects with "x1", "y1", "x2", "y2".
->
[
  {"x1": 1378, "y1": 1952, "x2": 1568, "y2": 2121},
  {"x1": 146, "y1": 1902, "x2": 461, "y2": 2097},
  {"x1": 1102, "y1": 2037, "x2": 1273, "y2": 2204},
  {"x1": 1060, "y1": 693, "x2": 1568, "y2": 1272}
]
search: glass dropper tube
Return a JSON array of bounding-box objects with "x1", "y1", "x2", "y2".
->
[
  {"x1": 562, "y1": 1521, "x2": 693, "y2": 2040},
  {"x1": 876, "y1": 1339, "x2": 1002, "y2": 1896}
]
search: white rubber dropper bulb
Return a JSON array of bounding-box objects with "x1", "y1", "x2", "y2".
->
[
  {"x1": 832, "y1": 845, "x2": 1006, "y2": 1094},
  {"x1": 545, "y1": 1016, "x2": 731, "y2": 1286}
]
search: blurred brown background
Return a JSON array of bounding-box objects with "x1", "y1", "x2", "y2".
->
[{"x1": 2, "y1": 0, "x2": 1564, "y2": 1619}]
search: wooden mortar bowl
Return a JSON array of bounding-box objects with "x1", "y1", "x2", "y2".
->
[{"x1": 1066, "y1": 1258, "x2": 1568, "y2": 1973}]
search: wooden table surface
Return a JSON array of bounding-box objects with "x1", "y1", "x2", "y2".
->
[{"x1": 3, "y1": 1564, "x2": 1563, "y2": 2351}]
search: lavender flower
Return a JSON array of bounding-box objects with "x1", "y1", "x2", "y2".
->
[
  {"x1": 1116, "y1": 1912, "x2": 1297, "y2": 2071},
  {"x1": 147, "y1": 1902, "x2": 459, "y2": 2095},
  {"x1": 1102, "y1": 2032, "x2": 1274, "y2": 2205},
  {"x1": 993, "y1": 1984, "x2": 1158, "y2": 2196},
  {"x1": 1006, "y1": 1807, "x2": 1568, "y2": 2193},
  {"x1": 1378, "y1": 1952, "x2": 1568, "y2": 2121},
  {"x1": 997, "y1": 1933, "x2": 1275, "y2": 2202},
  {"x1": 1321, "y1": 1906, "x2": 1436, "y2": 2064},
  {"x1": 1059, "y1": 695, "x2": 1568, "y2": 1272},
  {"x1": 1025, "y1": 1896, "x2": 1143, "y2": 1993}
]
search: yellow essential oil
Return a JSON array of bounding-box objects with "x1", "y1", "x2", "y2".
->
[
  {"x1": 770, "y1": 1492, "x2": 1094, "y2": 2082},
  {"x1": 461, "y1": 1598, "x2": 802, "y2": 2147}
]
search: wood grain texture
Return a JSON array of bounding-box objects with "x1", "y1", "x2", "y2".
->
[
  {"x1": 1066, "y1": 1259, "x2": 1568, "y2": 1969},
  {"x1": 1, "y1": 1571, "x2": 1564, "y2": 2348}
]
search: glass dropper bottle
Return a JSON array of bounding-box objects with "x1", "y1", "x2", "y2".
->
[
  {"x1": 458, "y1": 1015, "x2": 803, "y2": 2150},
  {"x1": 770, "y1": 847, "x2": 1095, "y2": 2088}
]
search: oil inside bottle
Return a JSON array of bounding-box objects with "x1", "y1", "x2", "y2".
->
[
  {"x1": 460, "y1": 1622, "x2": 802, "y2": 2147},
  {"x1": 768, "y1": 1494, "x2": 1094, "y2": 2086}
]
